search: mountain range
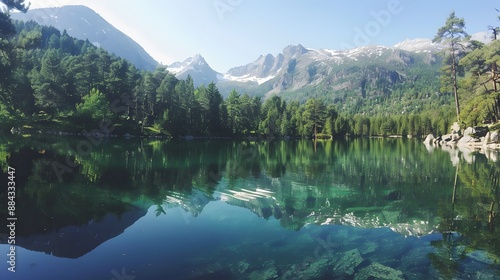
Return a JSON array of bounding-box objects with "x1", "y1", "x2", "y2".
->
[
  {"x1": 11, "y1": 5, "x2": 159, "y2": 71},
  {"x1": 11, "y1": 5, "x2": 493, "y2": 110}
]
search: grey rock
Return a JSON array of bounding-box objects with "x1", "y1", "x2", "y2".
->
[
  {"x1": 490, "y1": 131, "x2": 499, "y2": 143},
  {"x1": 233, "y1": 261, "x2": 250, "y2": 274},
  {"x1": 466, "y1": 250, "x2": 498, "y2": 265},
  {"x1": 248, "y1": 260, "x2": 278, "y2": 280},
  {"x1": 423, "y1": 134, "x2": 435, "y2": 144},
  {"x1": 400, "y1": 246, "x2": 433, "y2": 270},
  {"x1": 458, "y1": 135, "x2": 475, "y2": 144},
  {"x1": 354, "y1": 262, "x2": 404, "y2": 280},
  {"x1": 332, "y1": 249, "x2": 364, "y2": 275},
  {"x1": 463, "y1": 127, "x2": 474, "y2": 137},
  {"x1": 359, "y1": 241, "x2": 378, "y2": 255},
  {"x1": 451, "y1": 133, "x2": 461, "y2": 141}
]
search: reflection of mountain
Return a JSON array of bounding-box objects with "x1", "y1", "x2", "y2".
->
[
  {"x1": 215, "y1": 180, "x2": 439, "y2": 235},
  {"x1": 7, "y1": 206, "x2": 147, "y2": 258},
  {"x1": 1, "y1": 136, "x2": 499, "y2": 260}
]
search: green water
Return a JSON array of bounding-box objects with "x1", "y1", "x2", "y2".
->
[{"x1": 0, "y1": 136, "x2": 499, "y2": 279}]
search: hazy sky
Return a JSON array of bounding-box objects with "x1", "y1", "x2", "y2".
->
[{"x1": 26, "y1": 0, "x2": 500, "y2": 72}]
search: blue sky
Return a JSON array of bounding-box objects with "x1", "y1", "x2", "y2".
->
[{"x1": 27, "y1": 0, "x2": 500, "y2": 72}]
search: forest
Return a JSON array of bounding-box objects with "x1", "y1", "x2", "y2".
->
[{"x1": 0, "y1": 3, "x2": 499, "y2": 139}]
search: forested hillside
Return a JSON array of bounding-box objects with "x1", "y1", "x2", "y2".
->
[{"x1": 1, "y1": 7, "x2": 499, "y2": 139}]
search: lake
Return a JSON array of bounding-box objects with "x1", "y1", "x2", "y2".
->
[{"x1": 0, "y1": 136, "x2": 499, "y2": 279}]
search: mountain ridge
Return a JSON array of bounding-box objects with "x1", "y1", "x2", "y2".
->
[{"x1": 11, "y1": 5, "x2": 159, "y2": 71}]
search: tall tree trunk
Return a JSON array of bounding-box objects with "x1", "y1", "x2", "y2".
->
[
  {"x1": 451, "y1": 47, "x2": 460, "y2": 123},
  {"x1": 493, "y1": 62, "x2": 498, "y2": 92}
]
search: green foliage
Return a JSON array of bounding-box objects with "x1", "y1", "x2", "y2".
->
[
  {"x1": 433, "y1": 11, "x2": 469, "y2": 122},
  {"x1": 76, "y1": 88, "x2": 112, "y2": 121},
  {"x1": 1, "y1": 12, "x2": 497, "y2": 138}
]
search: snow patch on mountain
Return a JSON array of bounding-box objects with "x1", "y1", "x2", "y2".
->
[
  {"x1": 167, "y1": 54, "x2": 220, "y2": 87},
  {"x1": 222, "y1": 73, "x2": 276, "y2": 85},
  {"x1": 471, "y1": 31, "x2": 493, "y2": 44},
  {"x1": 393, "y1": 38, "x2": 445, "y2": 53}
]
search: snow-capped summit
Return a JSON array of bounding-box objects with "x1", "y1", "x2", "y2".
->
[
  {"x1": 471, "y1": 31, "x2": 493, "y2": 44},
  {"x1": 168, "y1": 54, "x2": 207, "y2": 75},
  {"x1": 393, "y1": 38, "x2": 446, "y2": 53},
  {"x1": 167, "y1": 54, "x2": 220, "y2": 87}
]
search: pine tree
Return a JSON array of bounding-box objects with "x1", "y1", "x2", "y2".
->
[{"x1": 433, "y1": 11, "x2": 469, "y2": 123}]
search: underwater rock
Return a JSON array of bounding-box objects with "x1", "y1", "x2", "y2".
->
[
  {"x1": 234, "y1": 261, "x2": 250, "y2": 274},
  {"x1": 247, "y1": 260, "x2": 278, "y2": 280},
  {"x1": 467, "y1": 250, "x2": 499, "y2": 265},
  {"x1": 475, "y1": 270, "x2": 499, "y2": 280},
  {"x1": 354, "y1": 262, "x2": 404, "y2": 280},
  {"x1": 299, "y1": 257, "x2": 332, "y2": 279},
  {"x1": 279, "y1": 256, "x2": 332, "y2": 280},
  {"x1": 372, "y1": 236, "x2": 412, "y2": 266},
  {"x1": 359, "y1": 241, "x2": 378, "y2": 255},
  {"x1": 332, "y1": 249, "x2": 364, "y2": 275},
  {"x1": 400, "y1": 245, "x2": 433, "y2": 270}
]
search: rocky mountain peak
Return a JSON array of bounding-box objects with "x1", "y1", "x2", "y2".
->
[{"x1": 282, "y1": 44, "x2": 308, "y2": 59}]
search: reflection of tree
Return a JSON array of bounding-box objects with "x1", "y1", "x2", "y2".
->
[
  {"x1": 428, "y1": 235, "x2": 463, "y2": 280},
  {"x1": 457, "y1": 158, "x2": 500, "y2": 248},
  {"x1": 431, "y1": 155, "x2": 500, "y2": 277},
  {"x1": 3, "y1": 136, "x2": 500, "y2": 267},
  {"x1": 429, "y1": 164, "x2": 463, "y2": 280}
]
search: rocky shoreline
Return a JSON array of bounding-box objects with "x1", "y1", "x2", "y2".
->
[{"x1": 424, "y1": 123, "x2": 500, "y2": 151}]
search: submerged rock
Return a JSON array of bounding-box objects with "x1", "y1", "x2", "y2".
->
[
  {"x1": 332, "y1": 249, "x2": 364, "y2": 275},
  {"x1": 279, "y1": 255, "x2": 333, "y2": 279},
  {"x1": 300, "y1": 257, "x2": 332, "y2": 279},
  {"x1": 467, "y1": 250, "x2": 500, "y2": 265},
  {"x1": 400, "y1": 245, "x2": 434, "y2": 270},
  {"x1": 248, "y1": 260, "x2": 278, "y2": 280},
  {"x1": 234, "y1": 261, "x2": 250, "y2": 274},
  {"x1": 354, "y1": 262, "x2": 404, "y2": 280},
  {"x1": 359, "y1": 241, "x2": 378, "y2": 255},
  {"x1": 372, "y1": 236, "x2": 412, "y2": 266}
]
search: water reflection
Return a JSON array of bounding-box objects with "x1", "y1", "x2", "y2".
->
[{"x1": 0, "y1": 136, "x2": 499, "y2": 278}]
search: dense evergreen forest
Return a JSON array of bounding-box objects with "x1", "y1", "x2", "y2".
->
[{"x1": 0, "y1": 4, "x2": 499, "y2": 138}]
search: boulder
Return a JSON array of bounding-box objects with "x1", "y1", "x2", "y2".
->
[
  {"x1": 248, "y1": 260, "x2": 278, "y2": 280},
  {"x1": 451, "y1": 133, "x2": 461, "y2": 141},
  {"x1": 442, "y1": 134, "x2": 452, "y2": 142},
  {"x1": 466, "y1": 250, "x2": 500, "y2": 265},
  {"x1": 400, "y1": 246, "x2": 434, "y2": 270},
  {"x1": 332, "y1": 249, "x2": 364, "y2": 275},
  {"x1": 482, "y1": 133, "x2": 489, "y2": 147},
  {"x1": 423, "y1": 134, "x2": 435, "y2": 144},
  {"x1": 463, "y1": 127, "x2": 474, "y2": 137},
  {"x1": 354, "y1": 262, "x2": 404, "y2": 280},
  {"x1": 451, "y1": 122, "x2": 461, "y2": 133},
  {"x1": 490, "y1": 131, "x2": 500, "y2": 143},
  {"x1": 280, "y1": 257, "x2": 331, "y2": 279},
  {"x1": 359, "y1": 241, "x2": 378, "y2": 255},
  {"x1": 458, "y1": 135, "x2": 475, "y2": 145}
]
